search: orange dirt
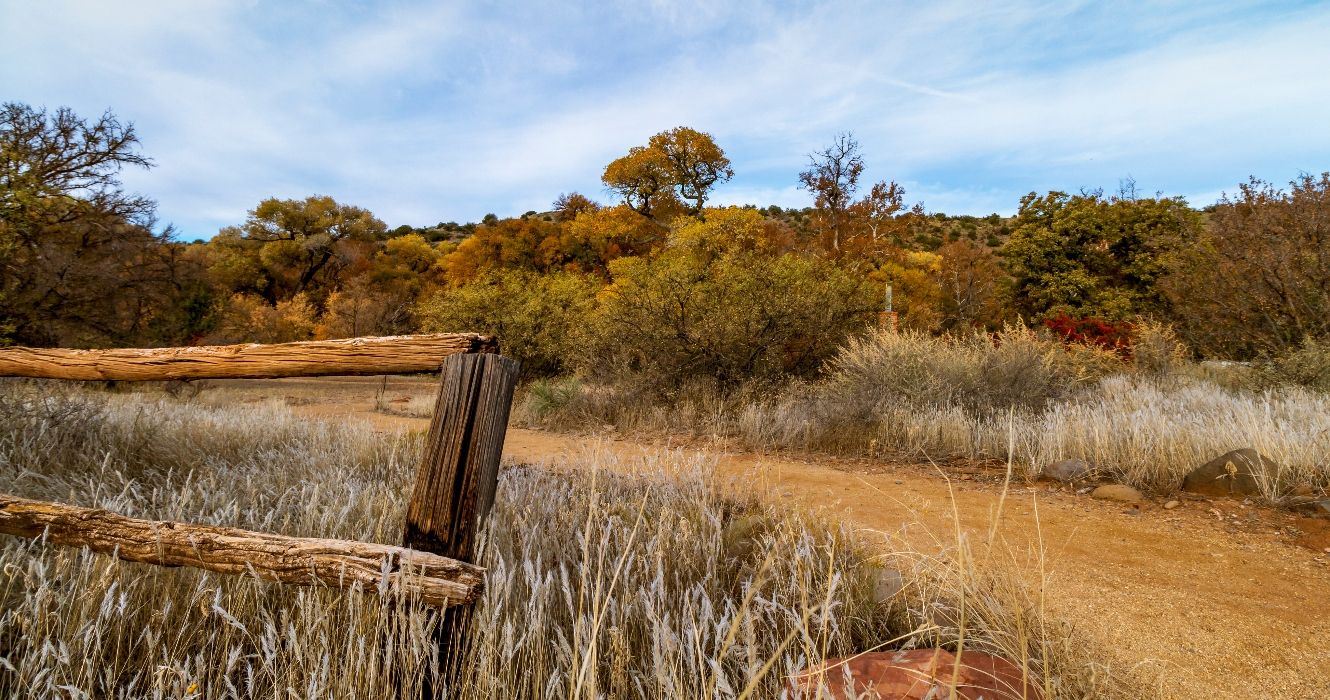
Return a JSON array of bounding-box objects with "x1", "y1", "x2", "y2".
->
[{"x1": 210, "y1": 377, "x2": 1330, "y2": 700}]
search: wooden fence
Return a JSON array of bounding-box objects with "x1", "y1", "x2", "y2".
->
[{"x1": 0, "y1": 334, "x2": 520, "y2": 683}]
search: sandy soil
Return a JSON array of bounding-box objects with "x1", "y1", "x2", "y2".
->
[{"x1": 208, "y1": 377, "x2": 1330, "y2": 699}]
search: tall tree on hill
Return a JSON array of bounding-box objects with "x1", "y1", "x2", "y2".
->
[
  {"x1": 799, "y1": 133, "x2": 863, "y2": 254},
  {"x1": 800, "y1": 133, "x2": 918, "y2": 259},
  {"x1": 602, "y1": 127, "x2": 732, "y2": 219}
]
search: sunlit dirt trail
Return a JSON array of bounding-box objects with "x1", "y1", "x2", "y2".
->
[{"x1": 222, "y1": 377, "x2": 1330, "y2": 699}]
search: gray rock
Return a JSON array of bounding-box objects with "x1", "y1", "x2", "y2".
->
[
  {"x1": 1293, "y1": 499, "x2": 1330, "y2": 519},
  {"x1": 1091, "y1": 484, "x2": 1145, "y2": 503},
  {"x1": 871, "y1": 566, "x2": 905, "y2": 603},
  {"x1": 1181, "y1": 449, "x2": 1277, "y2": 498},
  {"x1": 1044, "y1": 458, "x2": 1095, "y2": 484}
]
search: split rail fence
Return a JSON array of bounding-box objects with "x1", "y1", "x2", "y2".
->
[{"x1": 0, "y1": 333, "x2": 520, "y2": 673}]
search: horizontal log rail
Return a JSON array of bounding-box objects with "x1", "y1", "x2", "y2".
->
[
  {"x1": 0, "y1": 333, "x2": 498, "y2": 381},
  {"x1": 0, "y1": 494, "x2": 485, "y2": 608}
]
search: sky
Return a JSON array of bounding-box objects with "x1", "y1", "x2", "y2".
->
[{"x1": 3, "y1": 0, "x2": 1328, "y2": 240}]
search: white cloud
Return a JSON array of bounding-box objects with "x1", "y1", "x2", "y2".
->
[{"x1": 3, "y1": 0, "x2": 1326, "y2": 234}]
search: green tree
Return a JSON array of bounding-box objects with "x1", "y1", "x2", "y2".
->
[
  {"x1": 416, "y1": 269, "x2": 598, "y2": 378},
  {"x1": 1002, "y1": 190, "x2": 1199, "y2": 321}
]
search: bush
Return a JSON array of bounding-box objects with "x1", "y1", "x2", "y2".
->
[
  {"x1": 581, "y1": 249, "x2": 875, "y2": 390},
  {"x1": 1261, "y1": 336, "x2": 1330, "y2": 391},
  {"x1": 1129, "y1": 320, "x2": 1190, "y2": 375},
  {"x1": 416, "y1": 270, "x2": 597, "y2": 379},
  {"x1": 208, "y1": 292, "x2": 318, "y2": 344},
  {"x1": 822, "y1": 326, "x2": 1120, "y2": 417}
]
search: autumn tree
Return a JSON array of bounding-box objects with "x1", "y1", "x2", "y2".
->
[
  {"x1": 1164, "y1": 174, "x2": 1330, "y2": 357},
  {"x1": 800, "y1": 133, "x2": 918, "y2": 258},
  {"x1": 221, "y1": 196, "x2": 387, "y2": 304},
  {"x1": 556, "y1": 205, "x2": 667, "y2": 272},
  {"x1": 603, "y1": 127, "x2": 732, "y2": 218},
  {"x1": 417, "y1": 270, "x2": 598, "y2": 378},
  {"x1": 799, "y1": 133, "x2": 863, "y2": 254},
  {"x1": 1002, "y1": 190, "x2": 1200, "y2": 321},
  {"x1": 552, "y1": 191, "x2": 600, "y2": 222},
  {"x1": 0, "y1": 102, "x2": 195, "y2": 346},
  {"x1": 436, "y1": 215, "x2": 563, "y2": 283},
  {"x1": 585, "y1": 246, "x2": 875, "y2": 389}
]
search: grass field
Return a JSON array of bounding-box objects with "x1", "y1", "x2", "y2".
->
[{"x1": 0, "y1": 384, "x2": 1141, "y2": 698}]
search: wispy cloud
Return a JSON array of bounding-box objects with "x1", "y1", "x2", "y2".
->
[{"x1": 2, "y1": 0, "x2": 1326, "y2": 236}]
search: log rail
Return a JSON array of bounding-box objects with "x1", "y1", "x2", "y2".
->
[
  {"x1": 0, "y1": 333, "x2": 497, "y2": 381},
  {"x1": 0, "y1": 494, "x2": 485, "y2": 608}
]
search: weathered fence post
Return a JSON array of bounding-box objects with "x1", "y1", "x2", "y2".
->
[{"x1": 403, "y1": 352, "x2": 520, "y2": 692}]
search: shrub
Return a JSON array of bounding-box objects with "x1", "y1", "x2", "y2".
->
[
  {"x1": 822, "y1": 326, "x2": 1119, "y2": 418},
  {"x1": 416, "y1": 270, "x2": 598, "y2": 379},
  {"x1": 1261, "y1": 336, "x2": 1330, "y2": 391},
  {"x1": 581, "y1": 249, "x2": 875, "y2": 391},
  {"x1": 1129, "y1": 320, "x2": 1190, "y2": 375},
  {"x1": 1042, "y1": 314, "x2": 1133, "y2": 356},
  {"x1": 208, "y1": 292, "x2": 318, "y2": 344}
]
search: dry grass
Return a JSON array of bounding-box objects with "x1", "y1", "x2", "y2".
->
[
  {"x1": 526, "y1": 328, "x2": 1330, "y2": 503},
  {"x1": 0, "y1": 383, "x2": 1143, "y2": 698}
]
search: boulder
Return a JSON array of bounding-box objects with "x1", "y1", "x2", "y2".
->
[
  {"x1": 1043, "y1": 458, "x2": 1094, "y2": 484},
  {"x1": 789, "y1": 648, "x2": 1041, "y2": 700},
  {"x1": 1091, "y1": 484, "x2": 1144, "y2": 503},
  {"x1": 1181, "y1": 449, "x2": 1277, "y2": 498}
]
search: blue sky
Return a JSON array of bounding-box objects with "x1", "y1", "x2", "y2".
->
[{"x1": 3, "y1": 1, "x2": 1328, "y2": 240}]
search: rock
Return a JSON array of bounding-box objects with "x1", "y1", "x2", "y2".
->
[
  {"x1": 871, "y1": 567, "x2": 905, "y2": 604},
  {"x1": 789, "y1": 648, "x2": 1042, "y2": 700},
  {"x1": 1293, "y1": 499, "x2": 1330, "y2": 519},
  {"x1": 1091, "y1": 484, "x2": 1144, "y2": 503},
  {"x1": 1164, "y1": 500, "x2": 1181, "y2": 510},
  {"x1": 1181, "y1": 449, "x2": 1277, "y2": 498},
  {"x1": 1043, "y1": 458, "x2": 1095, "y2": 484},
  {"x1": 1291, "y1": 484, "x2": 1315, "y2": 498}
]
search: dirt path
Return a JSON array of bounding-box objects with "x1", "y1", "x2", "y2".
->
[{"x1": 214, "y1": 378, "x2": 1330, "y2": 699}]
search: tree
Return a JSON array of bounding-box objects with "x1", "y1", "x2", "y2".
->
[
  {"x1": 0, "y1": 102, "x2": 187, "y2": 346},
  {"x1": 552, "y1": 192, "x2": 600, "y2": 222},
  {"x1": 207, "y1": 195, "x2": 387, "y2": 310},
  {"x1": 647, "y1": 127, "x2": 733, "y2": 215},
  {"x1": 602, "y1": 146, "x2": 677, "y2": 218},
  {"x1": 602, "y1": 127, "x2": 732, "y2": 218},
  {"x1": 1164, "y1": 174, "x2": 1330, "y2": 357},
  {"x1": 1002, "y1": 191, "x2": 1199, "y2": 321},
  {"x1": 235, "y1": 196, "x2": 387, "y2": 304},
  {"x1": 436, "y1": 215, "x2": 563, "y2": 283},
  {"x1": 799, "y1": 133, "x2": 863, "y2": 253}
]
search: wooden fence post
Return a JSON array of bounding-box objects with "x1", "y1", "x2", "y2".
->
[{"x1": 403, "y1": 352, "x2": 519, "y2": 691}]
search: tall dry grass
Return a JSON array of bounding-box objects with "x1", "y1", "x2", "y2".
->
[
  {"x1": 525, "y1": 327, "x2": 1330, "y2": 502},
  {"x1": 0, "y1": 384, "x2": 1140, "y2": 698}
]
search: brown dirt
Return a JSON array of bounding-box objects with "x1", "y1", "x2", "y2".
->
[{"x1": 208, "y1": 377, "x2": 1330, "y2": 700}]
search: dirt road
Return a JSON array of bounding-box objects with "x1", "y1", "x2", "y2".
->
[{"x1": 215, "y1": 377, "x2": 1330, "y2": 699}]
